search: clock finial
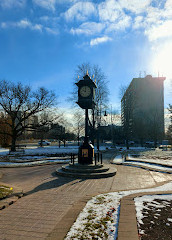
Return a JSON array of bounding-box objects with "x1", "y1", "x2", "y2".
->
[{"x1": 86, "y1": 70, "x2": 89, "y2": 75}]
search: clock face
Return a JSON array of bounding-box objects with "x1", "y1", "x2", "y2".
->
[{"x1": 80, "y1": 86, "x2": 91, "y2": 97}]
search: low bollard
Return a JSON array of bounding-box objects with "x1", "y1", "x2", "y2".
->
[
  {"x1": 94, "y1": 153, "x2": 103, "y2": 165},
  {"x1": 73, "y1": 154, "x2": 75, "y2": 165},
  {"x1": 71, "y1": 153, "x2": 75, "y2": 165},
  {"x1": 71, "y1": 153, "x2": 72, "y2": 164},
  {"x1": 95, "y1": 154, "x2": 97, "y2": 165}
]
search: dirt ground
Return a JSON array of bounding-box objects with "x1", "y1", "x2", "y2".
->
[{"x1": 137, "y1": 199, "x2": 172, "y2": 240}]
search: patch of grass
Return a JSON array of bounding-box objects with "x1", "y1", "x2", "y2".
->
[
  {"x1": 0, "y1": 185, "x2": 13, "y2": 199},
  {"x1": 79, "y1": 210, "x2": 111, "y2": 239},
  {"x1": 65, "y1": 197, "x2": 116, "y2": 240},
  {"x1": 88, "y1": 208, "x2": 93, "y2": 214},
  {"x1": 95, "y1": 196, "x2": 106, "y2": 204}
]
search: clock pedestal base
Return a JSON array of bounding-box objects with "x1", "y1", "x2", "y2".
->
[{"x1": 78, "y1": 141, "x2": 94, "y2": 165}]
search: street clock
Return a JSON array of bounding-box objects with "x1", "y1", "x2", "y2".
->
[
  {"x1": 76, "y1": 74, "x2": 97, "y2": 109},
  {"x1": 79, "y1": 86, "x2": 91, "y2": 97}
]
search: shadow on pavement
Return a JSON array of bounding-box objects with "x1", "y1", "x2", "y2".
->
[{"x1": 24, "y1": 171, "x2": 85, "y2": 196}]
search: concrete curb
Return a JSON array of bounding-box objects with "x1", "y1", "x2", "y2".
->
[
  {"x1": 123, "y1": 162, "x2": 172, "y2": 174},
  {"x1": 46, "y1": 196, "x2": 92, "y2": 240},
  {"x1": 126, "y1": 158, "x2": 172, "y2": 168},
  {"x1": 112, "y1": 160, "x2": 172, "y2": 174},
  {"x1": 0, "y1": 182, "x2": 23, "y2": 210}
]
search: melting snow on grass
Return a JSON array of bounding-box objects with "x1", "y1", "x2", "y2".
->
[
  {"x1": 134, "y1": 194, "x2": 172, "y2": 225},
  {"x1": 0, "y1": 159, "x2": 70, "y2": 167},
  {"x1": 65, "y1": 181, "x2": 172, "y2": 240},
  {"x1": 65, "y1": 193, "x2": 122, "y2": 240},
  {"x1": 134, "y1": 194, "x2": 172, "y2": 238}
]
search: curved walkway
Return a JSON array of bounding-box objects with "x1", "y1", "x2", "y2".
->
[{"x1": 0, "y1": 151, "x2": 172, "y2": 240}]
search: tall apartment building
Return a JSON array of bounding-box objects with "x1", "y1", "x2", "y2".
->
[{"x1": 121, "y1": 75, "x2": 166, "y2": 143}]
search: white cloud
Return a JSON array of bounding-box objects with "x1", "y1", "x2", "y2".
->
[
  {"x1": 17, "y1": 19, "x2": 31, "y2": 28},
  {"x1": 131, "y1": 3, "x2": 172, "y2": 41},
  {"x1": 40, "y1": 16, "x2": 50, "y2": 22},
  {"x1": 90, "y1": 36, "x2": 112, "y2": 46},
  {"x1": 65, "y1": 0, "x2": 172, "y2": 45},
  {"x1": 106, "y1": 14, "x2": 131, "y2": 32},
  {"x1": 133, "y1": 16, "x2": 144, "y2": 29},
  {"x1": 98, "y1": 0, "x2": 131, "y2": 32},
  {"x1": 39, "y1": 16, "x2": 60, "y2": 26},
  {"x1": 45, "y1": 27, "x2": 59, "y2": 35},
  {"x1": 31, "y1": 24, "x2": 43, "y2": 31},
  {"x1": 64, "y1": 2, "x2": 96, "y2": 21},
  {"x1": 163, "y1": 0, "x2": 172, "y2": 18},
  {"x1": 98, "y1": 0, "x2": 122, "y2": 23},
  {"x1": 17, "y1": 19, "x2": 43, "y2": 31},
  {"x1": 165, "y1": 0, "x2": 172, "y2": 8},
  {"x1": 0, "y1": 0, "x2": 26, "y2": 8},
  {"x1": 32, "y1": 0, "x2": 56, "y2": 11},
  {"x1": 119, "y1": 0, "x2": 151, "y2": 14},
  {"x1": 1, "y1": 22, "x2": 8, "y2": 28},
  {"x1": 145, "y1": 4, "x2": 172, "y2": 27},
  {"x1": 1, "y1": 19, "x2": 43, "y2": 32},
  {"x1": 1, "y1": 19, "x2": 59, "y2": 35},
  {"x1": 70, "y1": 22, "x2": 105, "y2": 35},
  {"x1": 145, "y1": 20, "x2": 172, "y2": 41}
]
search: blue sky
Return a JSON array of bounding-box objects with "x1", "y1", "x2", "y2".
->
[{"x1": 0, "y1": 0, "x2": 172, "y2": 116}]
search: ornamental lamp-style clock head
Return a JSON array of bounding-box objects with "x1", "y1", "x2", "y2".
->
[
  {"x1": 75, "y1": 74, "x2": 97, "y2": 109},
  {"x1": 79, "y1": 86, "x2": 91, "y2": 97}
]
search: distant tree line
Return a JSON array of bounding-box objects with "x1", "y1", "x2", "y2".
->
[
  {"x1": 166, "y1": 104, "x2": 172, "y2": 143},
  {"x1": 0, "y1": 80, "x2": 77, "y2": 151}
]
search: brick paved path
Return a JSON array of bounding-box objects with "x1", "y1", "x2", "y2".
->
[{"x1": 1, "y1": 151, "x2": 172, "y2": 240}]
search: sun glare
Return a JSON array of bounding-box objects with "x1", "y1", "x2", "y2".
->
[
  {"x1": 151, "y1": 41, "x2": 172, "y2": 79},
  {"x1": 151, "y1": 41, "x2": 172, "y2": 105}
]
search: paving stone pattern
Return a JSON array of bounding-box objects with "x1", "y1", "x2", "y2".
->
[{"x1": 1, "y1": 151, "x2": 172, "y2": 240}]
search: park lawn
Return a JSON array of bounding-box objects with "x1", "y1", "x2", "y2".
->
[{"x1": 0, "y1": 185, "x2": 13, "y2": 199}]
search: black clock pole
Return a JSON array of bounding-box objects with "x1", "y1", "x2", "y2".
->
[
  {"x1": 76, "y1": 74, "x2": 97, "y2": 165},
  {"x1": 85, "y1": 109, "x2": 88, "y2": 143}
]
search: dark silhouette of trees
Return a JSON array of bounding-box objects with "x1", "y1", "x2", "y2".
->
[
  {"x1": 73, "y1": 109, "x2": 85, "y2": 146},
  {"x1": 166, "y1": 104, "x2": 172, "y2": 143},
  {"x1": 0, "y1": 80, "x2": 56, "y2": 151},
  {"x1": 0, "y1": 112, "x2": 11, "y2": 147}
]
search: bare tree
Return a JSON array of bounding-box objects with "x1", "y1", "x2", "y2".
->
[
  {"x1": 70, "y1": 63, "x2": 109, "y2": 146},
  {"x1": 73, "y1": 109, "x2": 85, "y2": 146},
  {"x1": 0, "y1": 80, "x2": 56, "y2": 151},
  {"x1": 32, "y1": 109, "x2": 63, "y2": 146},
  {"x1": 166, "y1": 104, "x2": 172, "y2": 143},
  {"x1": 0, "y1": 112, "x2": 11, "y2": 147},
  {"x1": 71, "y1": 63, "x2": 109, "y2": 111}
]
